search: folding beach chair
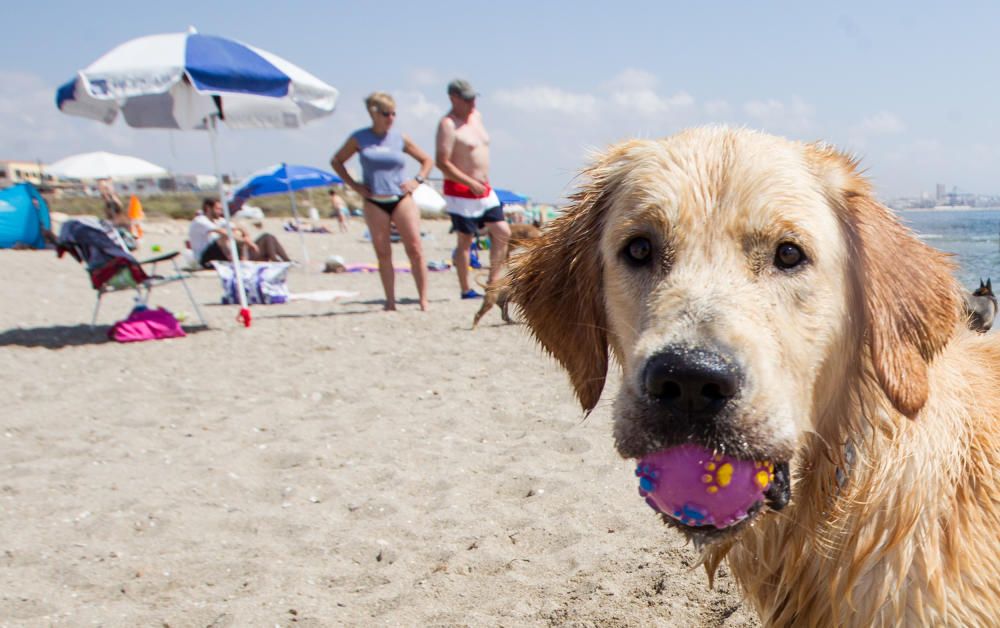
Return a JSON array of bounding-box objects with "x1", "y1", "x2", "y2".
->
[{"x1": 56, "y1": 218, "x2": 206, "y2": 327}]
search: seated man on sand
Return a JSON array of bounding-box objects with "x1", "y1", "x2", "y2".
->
[{"x1": 188, "y1": 197, "x2": 291, "y2": 269}]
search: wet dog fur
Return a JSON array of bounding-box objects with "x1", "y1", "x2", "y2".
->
[{"x1": 506, "y1": 128, "x2": 1000, "y2": 626}]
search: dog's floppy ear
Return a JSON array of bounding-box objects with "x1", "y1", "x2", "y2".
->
[
  {"x1": 506, "y1": 147, "x2": 633, "y2": 411},
  {"x1": 819, "y1": 148, "x2": 961, "y2": 418}
]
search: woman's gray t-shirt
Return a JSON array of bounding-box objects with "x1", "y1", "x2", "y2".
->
[{"x1": 352, "y1": 127, "x2": 406, "y2": 197}]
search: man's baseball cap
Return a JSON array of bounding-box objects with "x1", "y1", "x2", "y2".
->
[{"x1": 447, "y1": 79, "x2": 478, "y2": 100}]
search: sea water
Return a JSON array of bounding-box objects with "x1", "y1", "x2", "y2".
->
[{"x1": 899, "y1": 209, "x2": 1000, "y2": 289}]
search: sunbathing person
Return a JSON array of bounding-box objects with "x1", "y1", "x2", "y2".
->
[{"x1": 188, "y1": 198, "x2": 290, "y2": 268}]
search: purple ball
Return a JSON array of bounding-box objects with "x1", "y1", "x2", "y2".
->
[{"x1": 636, "y1": 444, "x2": 774, "y2": 529}]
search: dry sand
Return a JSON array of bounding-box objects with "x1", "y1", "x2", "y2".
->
[{"x1": 0, "y1": 216, "x2": 758, "y2": 627}]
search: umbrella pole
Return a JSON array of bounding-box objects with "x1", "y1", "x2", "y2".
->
[
  {"x1": 283, "y1": 163, "x2": 310, "y2": 272},
  {"x1": 209, "y1": 117, "x2": 252, "y2": 327}
]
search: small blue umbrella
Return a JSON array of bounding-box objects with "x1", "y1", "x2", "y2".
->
[
  {"x1": 231, "y1": 163, "x2": 342, "y2": 203},
  {"x1": 230, "y1": 163, "x2": 343, "y2": 268},
  {"x1": 495, "y1": 188, "x2": 528, "y2": 204}
]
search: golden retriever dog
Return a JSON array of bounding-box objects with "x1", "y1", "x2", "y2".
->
[
  {"x1": 507, "y1": 222, "x2": 543, "y2": 244},
  {"x1": 506, "y1": 127, "x2": 1000, "y2": 626},
  {"x1": 471, "y1": 223, "x2": 542, "y2": 328}
]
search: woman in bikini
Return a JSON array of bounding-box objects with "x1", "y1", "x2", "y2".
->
[{"x1": 331, "y1": 92, "x2": 434, "y2": 311}]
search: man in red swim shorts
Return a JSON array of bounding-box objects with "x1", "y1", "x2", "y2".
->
[{"x1": 435, "y1": 78, "x2": 511, "y2": 299}]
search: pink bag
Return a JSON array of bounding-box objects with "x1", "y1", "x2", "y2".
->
[{"x1": 109, "y1": 307, "x2": 186, "y2": 343}]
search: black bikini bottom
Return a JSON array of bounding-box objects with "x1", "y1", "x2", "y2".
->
[{"x1": 368, "y1": 197, "x2": 401, "y2": 214}]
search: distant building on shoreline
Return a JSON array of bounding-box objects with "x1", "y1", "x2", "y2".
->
[
  {"x1": 0, "y1": 160, "x2": 56, "y2": 189},
  {"x1": 0, "y1": 158, "x2": 220, "y2": 198},
  {"x1": 888, "y1": 183, "x2": 1000, "y2": 210}
]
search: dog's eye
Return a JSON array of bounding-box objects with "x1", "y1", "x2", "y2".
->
[
  {"x1": 624, "y1": 237, "x2": 653, "y2": 266},
  {"x1": 774, "y1": 243, "x2": 806, "y2": 270}
]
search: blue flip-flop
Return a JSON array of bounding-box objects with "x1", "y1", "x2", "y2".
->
[{"x1": 461, "y1": 289, "x2": 483, "y2": 300}]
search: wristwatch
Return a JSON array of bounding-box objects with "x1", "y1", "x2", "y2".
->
[{"x1": 414, "y1": 175, "x2": 426, "y2": 184}]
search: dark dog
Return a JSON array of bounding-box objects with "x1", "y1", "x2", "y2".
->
[
  {"x1": 471, "y1": 223, "x2": 541, "y2": 328},
  {"x1": 964, "y1": 278, "x2": 997, "y2": 333}
]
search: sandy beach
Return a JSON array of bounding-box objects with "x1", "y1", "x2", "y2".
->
[{"x1": 0, "y1": 216, "x2": 757, "y2": 626}]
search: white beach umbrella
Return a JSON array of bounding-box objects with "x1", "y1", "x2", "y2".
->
[
  {"x1": 48, "y1": 151, "x2": 168, "y2": 180},
  {"x1": 55, "y1": 27, "x2": 337, "y2": 131},
  {"x1": 55, "y1": 27, "x2": 339, "y2": 327}
]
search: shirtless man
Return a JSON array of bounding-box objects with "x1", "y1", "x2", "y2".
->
[
  {"x1": 328, "y1": 188, "x2": 349, "y2": 233},
  {"x1": 436, "y1": 78, "x2": 510, "y2": 299}
]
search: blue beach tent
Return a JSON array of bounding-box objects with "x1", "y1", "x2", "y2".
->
[{"x1": 0, "y1": 183, "x2": 51, "y2": 249}]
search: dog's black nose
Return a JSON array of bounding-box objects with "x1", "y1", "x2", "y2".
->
[{"x1": 643, "y1": 347, "x2": 740, "y2": 418}]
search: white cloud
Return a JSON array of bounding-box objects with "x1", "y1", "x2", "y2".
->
[
  {"x1": 0, "y1": 71, "x2": 138, "y2": 161},
  {"x1": 665, "y1": 92, "x2": 695, "y2": 107},
  {"x1": 859, "y1": 111, "x2": 905, "y2": 135},
  {"x1": 394, "y1": 90, "x2": 445, "y2": 124},
  {"x1": 845, "y1": 111, "x2": 907, "y2": 151},
  {"x1": 743, "y1": 96, "x2": 815, "y2": 133},
  {"x1": 408, "y1": 68, "x2": 442, "y2": 87},
  {"x1": 884, "y1": 138, "x2": 942, "y2": 163},
  {"x1": 607, "y1": 68, "x2": 660, "y2": 91},
  {"x1": 604, "y1": 69, "x2": 694, "y2": 117},
  {"x1": 743, "y1": 98, "x2": 783, "y2": 119},
  {"x1": 704, "y1": 99, "x2": 732, "y2": 117},
  {"x1": 493, "y1": 86, "x2": 599, "y2": 117},
  {"x1": 613, "y1": 89, "x2": 694, "y2": 116}
]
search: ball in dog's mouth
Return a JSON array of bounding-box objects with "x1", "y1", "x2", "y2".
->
[{"x1": 635, "y1": 444, "x2": 783, "y2": 530}]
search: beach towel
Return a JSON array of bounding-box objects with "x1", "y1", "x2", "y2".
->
[
  {"x1": 334, "y1": 261, "x2": 451, "y2": 273},
  {"x1": 344, "y1": 263, "x2": 409, "y2": 273},
  {"x1": 109, "y1": 307, "x2": 186, "y2": 343},
  {"x1": 212, "y1": 261, "x2": 292, "y2": 305},
  {"x1": 283, "y1": 220, "x2": 331, "y2": 234},
  {"x1": 289, "y1": 290, "x2": 360, "y2": 302}
]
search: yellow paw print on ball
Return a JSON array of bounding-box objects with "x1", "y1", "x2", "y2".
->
[
  {"x1": 755, "y1": 462, "x2": 774, "y2": 490},
  {"x1": 701, "y1": 457, "x2": 774, "y2": 495},
  {"x1": 701, "y1": 455, "x2": 732, "y2": 495}
]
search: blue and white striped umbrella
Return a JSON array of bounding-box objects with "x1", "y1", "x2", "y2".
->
[
  {"x1": 55, "y1": 28, "x2": 340, "y2": 327},
  {"x1": 56, "y1": 27, "x2": 338, "y2": 130}
]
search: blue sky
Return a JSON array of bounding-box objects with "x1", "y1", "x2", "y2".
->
[{"x1": 3, "y1": 1, "x2": 1000, "y2": 202}]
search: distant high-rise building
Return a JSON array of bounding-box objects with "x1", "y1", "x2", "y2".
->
[{"x1": 936, "y1": 183, "x2": 946, "y2": 201}]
